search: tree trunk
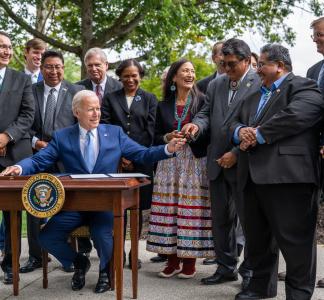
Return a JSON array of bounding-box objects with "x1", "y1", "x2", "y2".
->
[
  {"x1": 80, "y1": 0, "x2": 93, "y2": 79},
  {"x1": 36, "y1": 0, "x2": 51, "y2": 34}
]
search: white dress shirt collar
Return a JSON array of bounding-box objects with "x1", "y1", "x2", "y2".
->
[
  {"x1": 78, "y1": 125, "x2": 99, "y2": 161},
  {"x1": 44, "y1": 82, "x2": 62, "y2": 94},
  {"x1": 0, "y1": 67, "x2": 6, "y2": 83},
  {"x1": 24, "y1": 68, "x2": 41, "y2": 83},
  {"x1": 91, "y1": 75, "x2": 107, "y2": 93}
]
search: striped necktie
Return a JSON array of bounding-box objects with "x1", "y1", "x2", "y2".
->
[
  {"x1": 96, "y1": 84, "x2": 103, "y2": 104},
  {"x1": 43, "y1": 88, "x2": 56, "y2": 141}
]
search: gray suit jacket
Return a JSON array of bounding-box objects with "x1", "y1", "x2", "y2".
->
[
  {"x1": 31, "y1": 80, "x2": 84, "y2": 142},
  {"x1": 193, "y1": 69, "x2": 261, "y2": 180},
  {"x1": 77, "y1": 75, "x2": 122, "y2": 96},
  {"x1": 0, "y1": 68, "x2": 35, "y2": 167}
]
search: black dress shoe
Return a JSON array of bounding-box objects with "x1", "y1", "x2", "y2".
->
[
  {"x1": 241, "y1": 276, "x2": 251, "y2": 291},
  {"x1": 3, "y1": 270, "x2": 13, "y2": 285},
  {"x1": 94, "y1": 271, "x2": 112, "y2": 293},
  {"x1": 71, "y1": 254, "x2": 91, "y2": 291},
  {"x1": 202, "y1": 258, "x2": 218, "y2": 265},
  {"x1": 150, "y1": 254, "x2": 167, "y2": 263},
  {"x1": 201, "y1": 271, "x2": 238, "y2": 285},
  {"x1": 19, "y1": 257, "x2": 42, "y2": 273},
  {"x1": 235, "y1": 290, "x2": 265, "y2": 299}
]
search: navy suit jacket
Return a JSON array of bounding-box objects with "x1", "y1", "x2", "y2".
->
[{"x1": 18, "y1": 123, "x2": 169, "y2": 175}]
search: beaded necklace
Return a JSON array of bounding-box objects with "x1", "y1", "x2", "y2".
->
[{"x1": 174, "y1": 95, "x2": 191, "y2": 131}]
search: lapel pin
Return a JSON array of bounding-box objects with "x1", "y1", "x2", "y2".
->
[
  {"x1": 276, "y1": 89, "x2": 280, "y2": 93},
  {"x1": 134, "y1": 95, "x2": 141, "y2": 102},
  {"x1": 246, "y1": 82, "x2": 251, "y2": 87}
]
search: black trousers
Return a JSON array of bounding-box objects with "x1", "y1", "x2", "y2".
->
[
  {"x1": 243, "y1": 179, "x2": 317, "y2": 299},
  {"x1": 210, "y1": 168, "x2": 251, "y2": 277},
  {"x1": 26, "y1": 214, "x2": 43, "y2": 261}
]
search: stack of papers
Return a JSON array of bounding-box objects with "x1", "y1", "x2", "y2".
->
[{"x1": 70, "y1": 173, "x2": 149, "y2": 179}]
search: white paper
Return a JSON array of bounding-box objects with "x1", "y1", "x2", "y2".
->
[
  {"x1": 107, "y1": 173, "x2": 149, "y2": 178},
  {"x1": 70, "y1": 174, "x2": 108, "y2": 179}
]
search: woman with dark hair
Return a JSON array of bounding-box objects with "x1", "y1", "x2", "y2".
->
[
  {"x1": 146, "y1": 58, "x2": 214, "y2": 279},
  {"x1": 251, "y1": 52, "x2": 259, "y2": 70},
  {"x1": 101, "y1": 59, "x2": 158, "y2": 268}
]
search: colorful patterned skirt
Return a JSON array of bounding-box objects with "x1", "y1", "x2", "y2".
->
[{"x1": 146, "y1": 144, "x2": 215, "y2": 258}]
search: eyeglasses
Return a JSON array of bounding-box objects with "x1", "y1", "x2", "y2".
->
[
  {"x1": 43, "y1": 64, "x2": 64, "y2": 71},
  {"x1": 220, "y1": 60, "x2": 242, "y2": 69},
  {"x1": 311, "y1": 32, "x2": 324, "y2": 40},
  {"x1": 257, "y1": 61, "x2": 276, "y2": 69}
]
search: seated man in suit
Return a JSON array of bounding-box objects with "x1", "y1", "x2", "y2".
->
[
  {"x1": 1, "y1": 90, "x2": 185, "y2": 294},
  {"x1": 20, "y1": 49, "x2": 84, "y2": 274}
]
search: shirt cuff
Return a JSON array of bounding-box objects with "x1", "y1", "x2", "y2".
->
[
  {"x1": 32, "y1": 136, "x2": 39, "y2": 149},
  {"x1": 164, "y1": 144, "x2": 173, "y2": 156},
  {"x1": 256, "y1": 129, "x2": 266, "y2": 144},
  {"x1": 233, "y1": 126, "x2": 244, "y2": 145},
  {"x1": 13, "y1": 165, "x2": 23, "y2": 175}
]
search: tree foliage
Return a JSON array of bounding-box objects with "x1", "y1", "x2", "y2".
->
[{"x1": 0, "y1": 0, "x2": 323, "y2": 76}]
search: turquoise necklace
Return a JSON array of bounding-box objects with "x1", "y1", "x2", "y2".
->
[{"x1": 174, "y1": 95, "x2": 191, "y2": 131}]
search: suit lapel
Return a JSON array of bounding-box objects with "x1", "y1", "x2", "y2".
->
[
  {"x1": 253, "y1": 73, "x2": 293, "y2": 124},
  {"x1": 36, "y1": 83, "x2": 45, "y2": 123},
  {"x1": 129, "y1": 89, "x2": 143, "y2": 112},
  {"x1": 219, "y1": 76, "x2": 230, "y2": 117},
  {"x1": 223, "y1": 70, "x2": 256, "y2": 124},
  {"x1": 117, "y1": 89, "x2": 129, "y2": 113},
  {"x1": 0, "y1": 68, "x2": 13, "y2": 95},
  {"x1": 55, "y1": 81, "x2": 68, "y2": 119},
  {"x1": 93, "y1": 125, "x2": 109, "y2": 172}
]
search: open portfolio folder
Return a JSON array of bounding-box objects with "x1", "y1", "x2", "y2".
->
[{"x1": 69, "y1": 173, "x2": 149, "y2": 179}]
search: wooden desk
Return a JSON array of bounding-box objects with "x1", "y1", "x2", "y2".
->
[{"x1": 0, "y1": 176, "x2": 147, "y2": 300}]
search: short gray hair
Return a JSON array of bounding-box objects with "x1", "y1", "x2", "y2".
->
[
  {"x1": 72, "y1": 90, "x2": 98, "y2": 114},
  {"x1": 84, "y1": 47, "x2": 108, "y2": 64},
  {"x1": 310, "y1": 16, "x2": 324, "y2": 28},
  {"x1": 260, "y1": 43, "x2": 292, "y2": 72}
]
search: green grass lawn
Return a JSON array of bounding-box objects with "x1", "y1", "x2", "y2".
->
[{"x1": 0, "y1": 211, "x2": 27, "y2": 237}]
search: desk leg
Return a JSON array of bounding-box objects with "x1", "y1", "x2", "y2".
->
[
  {"x1": 10, "y1": 210, "x2": 20, "y2": 296},
  {"x1": 130, "y1": 207, "x2": 138, "y2": 299},
  {"x1": 114, "y1": 215, "x2": 124, "y2": 300}
]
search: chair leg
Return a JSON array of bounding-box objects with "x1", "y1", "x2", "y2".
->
[
  {"x1": 109, "y1": 249, "x2": 115, "y2": 290},
  {"x1": 42, "y1": 249, "x2": 48, "y2": 289},
  {"x1": 71, "y1": 237, "x2": 78, "y2": 252}
]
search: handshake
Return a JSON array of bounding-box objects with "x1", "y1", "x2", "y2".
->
[{"x1": 238, "y1": 127, "x2": 258, "y2": 151}]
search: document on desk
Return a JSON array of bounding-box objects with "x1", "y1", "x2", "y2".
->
[
  {"x1": 107, "y1": 173, "x2": 149, "y2": 178},
  {"x1": 70, "y1": 174, "x2": 108, "y2": 179}
]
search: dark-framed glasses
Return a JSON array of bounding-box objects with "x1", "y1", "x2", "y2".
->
[
  {"x1": 220, "y1": 60, "x2": 242, "y2": 69},
  {"x1": 43, "y1": 64, "x2": 64, "y2": 71}
]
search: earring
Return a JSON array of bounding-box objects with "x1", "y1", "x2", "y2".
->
[{"x1": 170, "y1": 83, "x2": 176, "y2": 91}]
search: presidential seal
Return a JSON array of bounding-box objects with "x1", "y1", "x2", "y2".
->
[{"x1": 22, "y1": 173, "x2": 65, "y2": 218}]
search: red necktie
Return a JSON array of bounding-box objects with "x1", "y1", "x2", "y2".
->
[{"x1": 96, "y1": 84, "x2": 103, "y2": 104}]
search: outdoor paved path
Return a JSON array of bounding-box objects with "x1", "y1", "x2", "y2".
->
[{"x1": 1, "y1": 240, "x2": 324, "y2": 300}]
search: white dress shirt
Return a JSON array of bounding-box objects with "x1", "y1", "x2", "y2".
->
[
  {"x1": 0, "y1": 67, "x2": 6, "y2": 86},
  {"x1": 91, "y1": 76, "x2": 107, "y2": 94},
  {"x1": 79, "y1": 125, "x2": 99, "y2": 162},
  {"x1": 24, "y1": 68, "x2": 41, "y2": 84}
]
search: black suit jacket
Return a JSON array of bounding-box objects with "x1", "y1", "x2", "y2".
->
[
  {"x1": 77, "y1": 75, "x2": 122, "y2": 96},
  {"x1": 101, "y1": 88, "x2": 158, "y2": 147},
  {"x1": 154, "y1": 94, "x2": 209, "y2": 158},
  {"x1": 196, "y1": 72, "x2": 217, "y2": 94},
  {"x1": 31, "y1": 80, "x2": 84, "y2": 141},
  {"x1": 307, "y1": 60, "x2": 323, "y2": 81},
  {"x1": 193, "y1": 69, "x2": 261, "y2": 180},
  {"x1": 0, "y1": 68, "x2": 35, "y2": 166},
  {"x1": 229, "y1": 73, "x2": 324, "y2": 190}
]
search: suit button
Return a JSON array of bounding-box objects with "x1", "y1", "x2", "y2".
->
[
  {"x1": 127, "y1": 123, "x2": 130, "y2": 126},
  {"x1": 127, "y1": 131, "x2": 130, "y2": 134},
  {"x1": 127, "y1": 115, "x2": 130, "y2": 118}
]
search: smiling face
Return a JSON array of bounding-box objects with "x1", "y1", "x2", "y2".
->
[
  {"x1": 221, "y1": 54, "x2": 250, "y2": 81},
  {"x1": 172, "y1": 62, "x2": 195, "y2": 92},
  {"x1": 0, "y1": 34, "x2": 12, "y2": 68},
  {"x1": 312, "y1": 20, "x2": 324, "y2": 55},
  {"x1": 25, "y1": 47, "x2": 45, "y2": 72},
  {"x1": 120, "y1": 65, "x2": 141, "y2": 95},
  {"x1": 257, "y1": 52, "x2": 283, "y2": 88},
  {"x1": 85, "y1": 53, "x2": 108, "y2": 84},
  {"x1": 41, "y1": 56, "x2": 64, "y2": 87},
  {"x1": 74, "y1": 95, "x2": 101, "y2": 130}
]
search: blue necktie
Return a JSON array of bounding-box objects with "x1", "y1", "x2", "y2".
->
[
  {"x1": 318, "y1": 63, "x2": 324, "y2": 93},
  {"x1": 84, "y1": 131, "x2": 96, "y2": 173}
]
